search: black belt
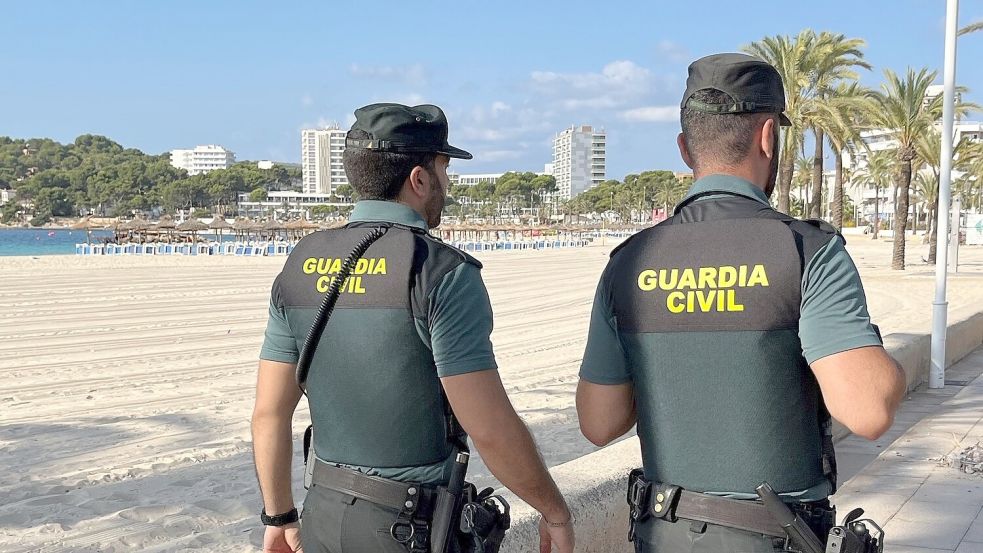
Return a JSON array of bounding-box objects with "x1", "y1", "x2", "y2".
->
[
  {"x1": 311, "y1": 460, "x2": 437, "y2": 517},
  {"x1": 627, "y1": 470, "x2": 832, "y2": 540}
]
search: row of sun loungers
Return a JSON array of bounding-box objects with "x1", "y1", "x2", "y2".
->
[{"x1": 75, "y1": 236, "x2": 610, "y2": 256}]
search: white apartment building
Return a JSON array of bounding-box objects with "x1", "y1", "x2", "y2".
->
[
  {"x1": 840, "y1": 120, "x2": 983, "y2": 223},
  {"x1": 169, "y1": 145, "x2": 236, "y2": 175},
  {"x1": 552, "y1": 125, "x2": 605, "y2": 199},
  {"x1": 449, "y1": 164, "x2": 556, "y2": 188},
  {"x1": 451, "y1": 173, "x2": 504, "y2": 186},
  {"x1": 302, "y1": 128, "x2": 349, "y2": 195},
  {"x1": 236, "y1": 190, "x2": 349, "y2": 218}
]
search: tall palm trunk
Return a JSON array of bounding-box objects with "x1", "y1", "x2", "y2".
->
[
  {"x1": 832, "y1": 151, "x2": 844, "y2": 230},
  {"x1": 892, "y1": 159, "x2": 913, "y2": 270},
  {"x1": 777, "y1": 157, "x2": 794, "y2": 214},
  {"x1": 873, "y1": 187, "x2": 880, "y2": 240},
  {"x1": 928, "y1": 203, "x2": 939, "y2": 263},
  {"x1": 810, "y1": 128, "x2": 824, "y2": 218}
]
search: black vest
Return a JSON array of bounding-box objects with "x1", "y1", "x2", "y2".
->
[
  {"x1": 272, "y1": 222, "x2": 480, "y2": 468},
  {"x1": 606, "y1": 192, "x2": 839, "y2": 494}
]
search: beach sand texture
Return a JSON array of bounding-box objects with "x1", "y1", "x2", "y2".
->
[{"x1": 2, "y1": 238, "x2": 983, "y2": 552}]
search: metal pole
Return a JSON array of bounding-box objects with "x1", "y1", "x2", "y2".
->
[
  {"x1": 930, "y1": 0, "x2": 959, "y2": 389},
  {"x1": 948, "y1": 197, "x2": 961, "y2": 272}
]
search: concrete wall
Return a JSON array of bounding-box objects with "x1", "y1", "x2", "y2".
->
[{"x1": 498, "y1": 310, "x2": 983, "y2": 553}]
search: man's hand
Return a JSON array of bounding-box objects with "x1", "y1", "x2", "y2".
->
[
  {"x1": 538, "y1": 516, "x2": 574, "y2": 553},
  {"x1": 263, "y1": 523, "x2": 303, "y2": 553}
]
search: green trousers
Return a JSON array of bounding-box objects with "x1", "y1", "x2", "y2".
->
[
  {"x1": 300, "y1": 485, "x2": 411, "y2": 553},
  {"x1": 633, "y1": 517, "x2": 786, "y2": 553}
]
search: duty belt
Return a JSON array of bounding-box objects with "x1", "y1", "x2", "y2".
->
[
  {"x1": 311, "y1": 459, "x2": 437, "y2": 517},
  {"x1": 626, "y1": 469, "x2": 833, "y2": 541}
]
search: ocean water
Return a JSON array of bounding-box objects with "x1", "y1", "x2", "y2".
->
[{"x1": 0, "y1": 228, "x2": 115, "y2": 256}]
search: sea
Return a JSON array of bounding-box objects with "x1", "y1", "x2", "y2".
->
[{"x1": 0, "y1": 228, "x2": 115, "y2": 256}]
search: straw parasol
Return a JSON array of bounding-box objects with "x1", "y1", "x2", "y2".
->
[
  {"x1": 156, "y1": 214, "x2": 177, "y2": 242},
  {"x1": 263, "y1": 218, "x2": 285, "y2": 239},
  {"x1": 122, "y1": 214, "x2": 151, "y2": 232},
  {"x1": 209, "y1": 213, "x2": 232, "y2": 243},
  {"x1": 70, "y1": 215, "x2": 98, "y2": 244},
  {"x1": 177, "y1": 217, "x2": 208, "y2": 241},
  {"x1": 320, "y1": 218, "x2": 348, "y2": 230},
  {"x1": 233, "y1": 217, "x2": 257, "y2": 240},
  {"x1": 285, "y1": 218, "x2": 319, "y2": 238}
]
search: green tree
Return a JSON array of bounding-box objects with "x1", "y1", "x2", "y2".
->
[
  {"x1": 819, "y1": 82, "x2": 875, "y2": 229},
  {"x1": 249, "y1": 187, "x2": 268, "y2": 202},
  {"x1": 867, "y1": 68, "x2": 974, "y2": 269},
  {"x1": 744, "y1": 31, "x2": 814, "y2": 214},
  {"x1": 959, "y1": 20, "x2": 983, "y2": 36},
  {"x1": 856, "y1": 150, "x2": 895, "y2": 240},
  {"x1": 915, "y1": 131, "x2": 978, "y2": 262},
  {"x1": 802, "y1": 32, "x2": 871, "y2": 218}
]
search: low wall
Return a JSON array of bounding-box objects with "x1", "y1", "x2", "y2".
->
[{"x1": 499, "y1": 310, "x2": 983, "y2": 553}]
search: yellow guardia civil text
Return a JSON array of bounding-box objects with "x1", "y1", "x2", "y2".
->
[
  {"x1": 636, "y1": 265, "x2": 769, "y2": 313},
  {"x1": 302, "y1": 257, "x2": 388, "y2": 294}
]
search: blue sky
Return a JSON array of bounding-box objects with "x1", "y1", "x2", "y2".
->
[{"x1": 2, "y1": 1, "x2": 982, "y2": 179}]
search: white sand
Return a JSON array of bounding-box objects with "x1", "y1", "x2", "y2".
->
[{"x1": 2, "y1": 237, "x2": 982, "y2": 552}]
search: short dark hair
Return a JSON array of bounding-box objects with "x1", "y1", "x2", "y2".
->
[
  {"x1": 680, "y1": 89, "x2": 770, "y2": 169},
  {"x1": 342, "y1": 129, "x2": 437, "y2": 200}
]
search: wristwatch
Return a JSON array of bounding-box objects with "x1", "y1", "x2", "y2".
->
[{"x1": 261, "y1": 507, "x2": 299, "y2": 526}]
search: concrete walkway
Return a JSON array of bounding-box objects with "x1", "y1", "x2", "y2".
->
[{"x1": 832, "y1": 346, "x2": 983, "y2": 553}]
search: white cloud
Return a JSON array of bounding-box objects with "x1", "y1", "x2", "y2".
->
[
  {"x1": 349, "y1": 63, "x2": 427, "y2": 86},
  {"x1": 491, "y1": 101, "x2": 511, "y2": 116},
  {"x1": 619, "y1": 105, "x2": 679, "y2": 123},
  {"x1": 655, "y1": 40, "x2": 691, "y2": 64},
  {"x1": 529, "y1": 60, "x2": 657, "y2": 111}
]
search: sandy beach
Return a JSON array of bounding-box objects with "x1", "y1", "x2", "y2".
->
[{"x1": 2, "y1": 236, "x2": 983, "y2": 552}]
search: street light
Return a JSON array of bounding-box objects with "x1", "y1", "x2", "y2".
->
[{"x1": 930, "y1": 0, "x2": 961, "y2": 389}]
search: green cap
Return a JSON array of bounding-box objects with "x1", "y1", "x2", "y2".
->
[
  {"x1": 681, "y1": 53, "x2": 791, "y2": 126},
  {"x1": 346, "y1": 103, "x2": 473, "y2": 159}
]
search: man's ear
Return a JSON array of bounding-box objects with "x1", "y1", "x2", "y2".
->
[
  {"x1": 760, "y1": 117, "x2": 777, "y2": 160},
  {"x1": 407, "y1": 165, "x2": 431, "y2": 200},
  {"x1": 677, "y1": 133, "x2": 695, "y2": 170}
]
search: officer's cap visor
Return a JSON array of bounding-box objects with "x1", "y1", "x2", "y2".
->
[{"x1": 437, "y1": 144, "x2": 473, "y2": 160}]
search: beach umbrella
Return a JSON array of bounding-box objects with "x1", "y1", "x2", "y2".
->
[
  {"x1": 233, "y1": 217, "x2": 256, "y2": 240},
  {"x1": 70, "y1": 215, "x2": 97, "y2": 244},
  {"x1": 177, "y1": 217, "x2": 208, "y2": 241},
  {"x1": 209, "y1": 213, "x2": 231, "y2": 243},
  {"x1": 121, "y1": 214, "x2": 151, "y2": 242},
  {"x1": 122, "y1": 214, "x2": 150, "y2": 231},
  {"x1": 156, "y1": 214, "x2": 177, "y2": 242},
  {"x1": 263, "y1": 218, "x2": 285, "y2": 240}
]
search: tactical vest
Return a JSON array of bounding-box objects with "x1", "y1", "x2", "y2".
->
[
  {"x1": 606, "y1": 191, "x2": 839, "y2": 494},
  {"x1": 272, "y1": 222, "x2": 480, "y2": 468}
]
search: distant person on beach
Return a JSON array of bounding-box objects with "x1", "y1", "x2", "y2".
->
[
  {"x1": 575, "y1": 53, "x2": 906, "y2": 553},
  {"x1": 252, "y1": 103, "x2": 573, "y2": 553}
]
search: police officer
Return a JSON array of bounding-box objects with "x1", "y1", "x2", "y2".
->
[
  {"x1": 251, "y1": 103, "x2": 574, "y2": 553},
  {"x1": 575, "y1": 54, "x2": 907, "y2": 553}
]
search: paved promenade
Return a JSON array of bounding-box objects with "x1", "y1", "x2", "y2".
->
[{"x1": 833, "y1": 347, "x2": 983, "y2": 553}]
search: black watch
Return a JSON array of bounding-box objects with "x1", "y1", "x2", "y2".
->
[{"x1": 261, "y1": 507, "x2": 299, "y2": 526}]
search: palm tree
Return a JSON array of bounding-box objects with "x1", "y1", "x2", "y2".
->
[
  {"x1": 818, "y1": 82, "x2": 875, "y2": 229},
  {"x1": 744, "y1": 31, "x2": 813, "y2": 214},
  {"x1": 856, "y1": 150, "x2": 895, "y2": 240},
  {"x1": 793, "y1": 157, "x2": 813, "y2": 216},
  {"x1": 802, "y1": 32, "x2": 871, "y2": 219},
  {"x1": 959, "y1": 20, "x2": 983, "y2": 36},
  {"x1": 867, "y1": 68, "x2": 946, "y2": 269},
  {"x1": 652, "y1": 177, "x2": 686, "y2": 217},
  {"x1": 916, "y1": 132, "x2": 980, "y2": 262},
  {"x1": 745, "y1": 31, "x2": 870, "y2": 218}
]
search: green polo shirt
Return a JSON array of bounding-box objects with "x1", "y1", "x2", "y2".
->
[
  {"x1": 260, "y1": 200, "x2": 498, "y2": 483},
  {"x1": 580, "y1": 175, "x2": 882, "y2": 499}
]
